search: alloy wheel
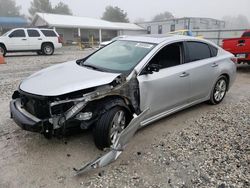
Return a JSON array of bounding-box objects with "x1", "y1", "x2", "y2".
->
[
  {"x1": 214, "y1": 79, "x2": 227, "y2": 102},
  {"x1": 44, "y1": 46, "x2": 52, "y2": 54},
  {"x1": 110, "y1": 110, "x2": 126, "y2": 145}
]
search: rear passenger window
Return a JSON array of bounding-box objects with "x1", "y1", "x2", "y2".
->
[
  {"x1": 242, "y1": 32, "x2": 250, "y2": 37},
  {"x1": 209, "y1": 45, "x2": 218, "y2": 57},
  {"x1": 27, "y1": 30, "x2": 40, "y2": 37},
  {"x1": 9, "y1": 29, "x2": 25, "y2": 38},
  {"x1": 187, "y1": 42, "x2": 211, "y2": 62},
  {"x1": 41, "y1": 30, "x2": 57, "y2": 37}
]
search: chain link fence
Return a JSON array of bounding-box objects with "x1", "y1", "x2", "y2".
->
[{"x1": 192, "y1": 29, "x2": 248, "y2": 46}]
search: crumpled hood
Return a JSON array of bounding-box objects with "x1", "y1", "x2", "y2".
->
[{"x1": 20, "y1": 61, "x2": 120, "y2": 96}]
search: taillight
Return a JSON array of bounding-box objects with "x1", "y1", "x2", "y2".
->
[
  {"x1": 231, "y1": 57, "x2": 237, "y2": 63},
  {"x1": 58, "y1": 37, "x2": 63, "y2": 44}
]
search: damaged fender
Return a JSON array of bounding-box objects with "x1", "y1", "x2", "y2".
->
[{"x1": 73, "y1": 108, "x2": 149, "y2": 175}]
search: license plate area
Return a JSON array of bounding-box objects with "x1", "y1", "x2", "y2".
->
[{"x1": 236, "y1": 54, "x2": 246, "y2": 58}]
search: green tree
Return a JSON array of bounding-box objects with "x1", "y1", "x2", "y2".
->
[
  {"x1": 53, "y1": 2, "x2": 72, "y2": 15},
  {"x1": 0, "y1": 0, "x2": 21, "y2": 17},
  {"x1": 29, "y1": 0, "x2": 72, "y2": 17},
  {"x1": 29, "y1": 0, "x2": 53, "y2": 17},
  {"x1": 102, "y1": 6, "x2": 129, "y2": 23},
  {"x1": 152, "y1": 11, "x2": 174, "y2": 21}
]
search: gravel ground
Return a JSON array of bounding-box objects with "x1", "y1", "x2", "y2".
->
[{"x1": 0, "y1": 47, "x2": 249, "y2": 188}]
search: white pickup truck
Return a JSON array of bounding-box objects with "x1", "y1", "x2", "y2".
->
[{"x1": 0, "y1": 28, "x2": 62, "y2": 56}]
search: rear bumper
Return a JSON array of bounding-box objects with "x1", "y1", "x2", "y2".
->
[
  {"x1": 54, "y1": 43, "x2": 62, "y2": 49},
  {"x1": 10, "y1": 99, "x2": 43, "y2": 133},
  {"x1": 234, "y1": 53, "x2": 250, "y2": 62}
]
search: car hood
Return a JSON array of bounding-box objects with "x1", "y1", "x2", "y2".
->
[{"x1": 20, "y1": 61, "x2": 120, "y2": 96}]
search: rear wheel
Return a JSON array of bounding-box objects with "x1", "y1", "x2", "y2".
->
[
  {"x1": 42, "y1": 43, "x2": 54, "y2": 55},
  {"x1": 93, "y1": 106, "x2": 131, "y2": 150},
  {"x1": 0, "y1": 44, "x2": 6, "y2": 57},
  {"x1": 209, "y1": 75, "x2": 228, "y2": 105}
]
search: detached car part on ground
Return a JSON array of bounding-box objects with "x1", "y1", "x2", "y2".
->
[{"x1": 10, "y1": 35, "x2": 236, "y2": 174}]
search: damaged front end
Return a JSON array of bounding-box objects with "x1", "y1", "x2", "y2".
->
[{"x1": 10, "y1": 70, "x2": 141, "y2": 138}]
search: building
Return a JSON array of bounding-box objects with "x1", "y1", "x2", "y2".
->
[
  {"x1": 0, "y1": 17, "x2": 28, "y2": 35},
  {"x1": 31, "y1": 13, "x2": 146, "y2": 44},
  {"x1": 137, "y1": 17, "x2": 225, "y2": 34}
]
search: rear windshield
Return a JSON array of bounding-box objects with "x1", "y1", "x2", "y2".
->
[
  {"x1": 242, "y1": 32, "x2": 250, "y2": 37},
  {"x1": 41, "y1": 30, "x2": 57, "y2": 37}
]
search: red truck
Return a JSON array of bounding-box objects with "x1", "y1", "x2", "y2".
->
[{"x1": 222, "y1": 30, "x2": 250, "y2": 64}]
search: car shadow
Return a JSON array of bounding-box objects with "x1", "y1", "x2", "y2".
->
[{"x1": 237, "y1": 64, "x2": 250, "y2": 73}]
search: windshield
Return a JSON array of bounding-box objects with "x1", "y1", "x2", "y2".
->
[
  {"x1": 1, "y1": 30, "x2": 11, "y2": 37},
  {"x1": 83, "y1": 40, "x2": 155, "y2": 72}
]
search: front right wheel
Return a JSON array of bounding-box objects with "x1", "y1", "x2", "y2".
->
[{"x1": 209, "y1": 75, "x2": 228, "y2": 105}]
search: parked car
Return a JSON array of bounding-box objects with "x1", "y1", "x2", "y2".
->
[
  {"x1": 0, "y1": 28, "x2": 62, "y2": 56},
  {"x1": 10, "y1": 35, "x2": 236, "y2": 150},
  {"x1": 222, "y1": 30, "x2": 250, "y2": 64},
  {"x1": 169, "y1": 30, "x2": 204, "y2": 39},
  {"x1": 99, "y1": 35, "x2": 127, "y2": 48}
]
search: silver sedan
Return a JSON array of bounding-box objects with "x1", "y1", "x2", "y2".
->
[{"x1": 10, "y1": 35, "x2": 236, "y2": 151}]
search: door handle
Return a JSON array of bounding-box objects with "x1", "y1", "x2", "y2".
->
[
  {"x1": 22, "y1": 39, "x2": 27, "y2": 40},
  {"x1": 38, "y1": 38, "x2": 42, "y2": 40},
  {"x1": 211, "y1": 63, "x2": 218, "y2": 67},
  {"x1": 179, "y1": 72, "x2": 189, "y2": 77}
]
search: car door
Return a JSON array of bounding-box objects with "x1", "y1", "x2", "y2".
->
[
  {"x1": 7, "y1": 29, "x2": 29, "y2": 51},
  {"x1": 184, "y1": 41, "x2": 219, "y2": 102},
  {"x1": 137, "y1": 42, "x2": 191, "y2": 120},
  {"x1": 27, "y1": 29, "x2": 42, "y2": 50}
]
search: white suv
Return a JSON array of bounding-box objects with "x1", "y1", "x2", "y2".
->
[{"x1": 0, "y1": 28, "x2": 62, "y2": 56}]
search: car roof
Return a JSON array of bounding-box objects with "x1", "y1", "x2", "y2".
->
[
  {"x1": 119, "y1": 34, "x2": 198, "y2": 44},
  {"x1": 11, "y1": 28, "x2": 55, "y2": 30}
]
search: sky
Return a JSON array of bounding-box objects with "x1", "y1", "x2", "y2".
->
[{"x1": 16, "y1": 0, "x2": 250, "y2": 22}]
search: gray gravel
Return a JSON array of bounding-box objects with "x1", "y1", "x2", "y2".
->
[
  {"x1": 0, "y1": 47, "x2": 249, "y2": 188},
  {"x1": 86, "y1": 97, "x2": 250, "y2": 188}
]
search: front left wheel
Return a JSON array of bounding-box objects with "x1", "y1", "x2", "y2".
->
[
  {"x1": 0, "y1": 44, "x2": 6, "y2": 57},
  {"x1": 93, "y1": 106, "x2": 131, "y2": 150}
]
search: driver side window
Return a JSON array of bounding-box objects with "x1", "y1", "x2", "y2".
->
[
  {"x1": 149, "y1": 42, "x2": 183, "y2": 69},
  {"x1": 9, "y1": 29, "x2": 26, "y2": 38}
]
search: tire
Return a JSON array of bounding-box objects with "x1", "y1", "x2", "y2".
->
[
  {"x1": 37, "y1": 51, "x2": 43, "y2": 55},
  {"x1": 0, "y1": 44, "x2": 6, "y2": 57},
  {"x1": 93, "y1": 106, "x2": 131, "y2": 150},
  {"x1": 42, "y1": 43, "x2": 54, "y2": 55},
  {"x1": 209, "y1": 75, "x2": 228, "y2": 105}
]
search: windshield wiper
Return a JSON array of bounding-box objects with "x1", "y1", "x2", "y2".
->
[
  {"x1": 77, "y1": 59, "x2": 104, "y2": 71},
  {"x1": 82, "y1": 63, "x2": 105, "y2": 72},
  {"x1": 82, "y1": 64, "x2": 98, "y2": 70}
]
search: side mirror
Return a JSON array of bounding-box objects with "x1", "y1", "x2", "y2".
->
[
  {"x1": 9, "y1": 34, "x2": 13, "y2": 38},
  {"x1": 141, "y1": 64, "x2": 161, "y2": 75}
]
